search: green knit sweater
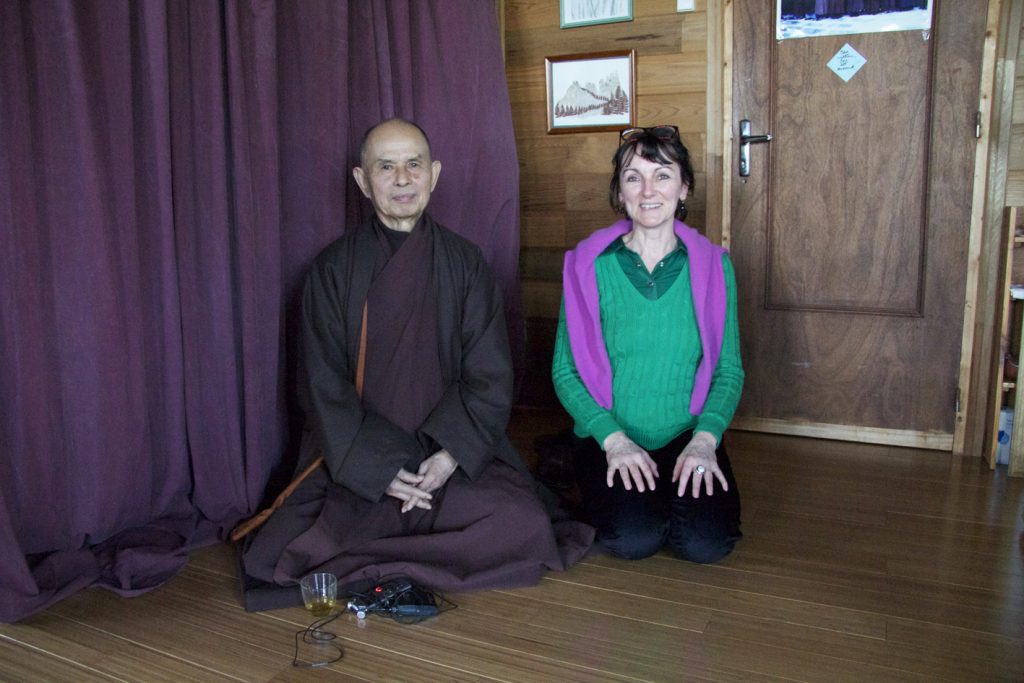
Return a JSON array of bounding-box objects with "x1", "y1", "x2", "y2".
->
[{"x1": 552, "y1": 247, "x2": 744, "y2": 449}]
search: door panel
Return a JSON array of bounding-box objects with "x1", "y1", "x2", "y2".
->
[
  {"x1": 769, "y1": 32, "x2": 929, "y2": 314},
  {"x1": 730, "y1": 1, "x2": 986, "y2": 441}
]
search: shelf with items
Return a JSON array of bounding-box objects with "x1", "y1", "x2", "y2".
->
[
  {"x1": 989, "y1": 206, "x2": 1024, "y2": 476},
  {"x1": 1005, "y1": 284, "x2": 1024, "y2": 477}
]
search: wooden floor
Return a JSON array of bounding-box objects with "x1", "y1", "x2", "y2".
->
[{"x1": 2, "y1": 407, "x2": 1023, "y2": 682}]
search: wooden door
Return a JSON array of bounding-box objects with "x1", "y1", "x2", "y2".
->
[{"x1": 729, "y1": 2, "x2": 988, "y2": 449}]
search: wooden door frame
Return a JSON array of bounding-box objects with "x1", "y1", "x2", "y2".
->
[{"x1": 709, "y1": 0, "x2": 1010, "y2": 455}]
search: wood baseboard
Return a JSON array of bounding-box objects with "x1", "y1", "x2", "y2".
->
[{"x1": 729, "y1": 416, "x2": 954, "y2": 452}]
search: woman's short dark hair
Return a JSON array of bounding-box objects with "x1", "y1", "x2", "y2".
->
[{"x1": 609, "y1": 130, "x2": 696, "y2": 221}]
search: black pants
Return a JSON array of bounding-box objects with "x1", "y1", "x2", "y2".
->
[{"x1": 572, "y1": 430, "x2": 742, "y2": 563}]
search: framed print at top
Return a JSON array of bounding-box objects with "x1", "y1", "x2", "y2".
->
[
  {"x1": 545, "y1": 50, "x2": 635, "y2": 134},
  {"x1": 777, "y1": 0, "x2": 932, "y2": 40},
  {"x1": 560, "y1": 0, "x2": 633, "y2": 29}
]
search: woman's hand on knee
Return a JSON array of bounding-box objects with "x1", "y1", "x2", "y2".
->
[
  {"x1": 602, "y1": 431, "x2": 658, "y2": 492},
  {"x1": 673, "y1": 431, "x2": 728, "y2": 498}
]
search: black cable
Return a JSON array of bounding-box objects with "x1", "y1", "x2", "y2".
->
[{"x1": 292, "y1": 612, "x2": 343, "y2": 669}]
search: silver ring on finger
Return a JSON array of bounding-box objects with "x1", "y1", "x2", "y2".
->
[{"x1": 696, "y1": 465, "x2": 706, "y2": 474}]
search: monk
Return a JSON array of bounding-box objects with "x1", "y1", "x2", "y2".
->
[{"x1": 240, "y1": 118, "x2": 591, "y2": 607}]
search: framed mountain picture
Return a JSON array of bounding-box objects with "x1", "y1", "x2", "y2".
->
[{"x1": 545, "y1": 50, "x2": 636, "y2": 134}]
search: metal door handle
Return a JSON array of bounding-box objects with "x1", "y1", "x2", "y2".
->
[{"x1": 739, "y1": 119, "x2": 772, "y2": 177}]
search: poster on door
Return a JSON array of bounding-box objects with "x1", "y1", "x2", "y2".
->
[{"x1": 777, "y1": 1, "x2": 932, "y2": 40}]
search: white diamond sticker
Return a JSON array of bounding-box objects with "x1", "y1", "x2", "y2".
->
[{"x1": 827, "y1": 43, "x2": 866, "y2": 82}]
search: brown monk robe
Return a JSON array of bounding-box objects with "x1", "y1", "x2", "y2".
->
[
  {"x1": 239, "y1": 214, "x2": 592, "y2": 608},
  {"x1": 240, "y1": 118, "x2": 591, "y2": 610}
]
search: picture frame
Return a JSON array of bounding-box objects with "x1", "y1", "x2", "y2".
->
[
  {"x1": 545, "y1": 50, "x2": 636, "y2": 134},
  {"x1": 776, "y1": 0, "x2": 932, "y2": 40},
  {"x1": 560, "y1": 0, "x2": 633, "y2": 29}
]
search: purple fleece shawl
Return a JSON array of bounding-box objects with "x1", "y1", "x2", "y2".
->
[{"x1": 562, "y1": 219, "x2": 728, "y2": 415}]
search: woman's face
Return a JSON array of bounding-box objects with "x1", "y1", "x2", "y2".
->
[{"x1": 617, "y1": 152, "x2": 688, "y2": 232}]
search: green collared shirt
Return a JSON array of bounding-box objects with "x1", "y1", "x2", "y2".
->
[{"x1": 606, "y1": 235, "x2": 686, "y2": 300}]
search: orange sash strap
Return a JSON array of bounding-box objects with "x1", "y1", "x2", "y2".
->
[{"x1": 230, "y1": 302, "x2": 368, "y2": 542}]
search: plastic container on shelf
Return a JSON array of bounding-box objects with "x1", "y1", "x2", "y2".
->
[{"x1": 997, "y1": 407, "x2": 1013, "y2": 466}]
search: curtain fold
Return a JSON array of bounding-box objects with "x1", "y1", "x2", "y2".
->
[{"x1": 0, "y1": 0, "x2": 520, "y2": 623}]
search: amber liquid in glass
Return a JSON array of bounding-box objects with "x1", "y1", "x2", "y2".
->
[{"x1": 304, "y1": 596, "x2": 337, "y2": 617}]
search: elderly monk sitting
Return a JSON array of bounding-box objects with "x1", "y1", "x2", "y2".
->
[{"x1": 240, "y1": 118, "x2": 592, "y2": 603}]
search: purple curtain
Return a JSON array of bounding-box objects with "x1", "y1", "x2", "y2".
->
[{"x1": 0, "y1": 0, "x2": 520, "y2": 623}]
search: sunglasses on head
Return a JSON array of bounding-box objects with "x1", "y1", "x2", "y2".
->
[{"x1": 619, "y1": 125, "x2": 680, "y2": 143}]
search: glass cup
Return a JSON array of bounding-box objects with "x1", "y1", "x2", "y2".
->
[{"x1": 300, "y1": 572, "x2": 338, "y2": 618}]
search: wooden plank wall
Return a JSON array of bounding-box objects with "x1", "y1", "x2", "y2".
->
[
  {"x1": 1006, "y1": 16, "x2": 1024, "y2": 205},
  {"x1": 504, "y1": 0, "x2": 712, "y2": 407}
]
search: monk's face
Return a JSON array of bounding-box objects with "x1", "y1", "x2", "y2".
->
[{"x1": 353, "y1": 121, "x2": 442, "y2": 232}]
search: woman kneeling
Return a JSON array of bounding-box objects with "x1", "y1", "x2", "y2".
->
[{"x1": 553, "y1": 125, "x2": 744, "y2": 563}]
